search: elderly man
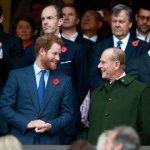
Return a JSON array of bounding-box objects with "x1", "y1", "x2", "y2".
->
[
  {"x1": 97, "y1": 126, "x2": 140, "y2": 150},
  {"x1": 87, "y1": 48, "x2": 150, "y2": 145}
]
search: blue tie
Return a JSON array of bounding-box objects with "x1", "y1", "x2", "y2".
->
[
  {"x1": 116, "y1": 40, "x2": 122, "y2": 49},
  {"x1": 38, "y1": 70, "x2": 46, "y2": 108}
]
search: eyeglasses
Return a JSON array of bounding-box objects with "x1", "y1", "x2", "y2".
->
[{"x1": 138, "y1": 15, "x2": 150, "y2": 22}]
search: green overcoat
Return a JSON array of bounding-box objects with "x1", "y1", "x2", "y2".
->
[{"x1": 88, "y1": 75, "x2": 150, "y2": 145}]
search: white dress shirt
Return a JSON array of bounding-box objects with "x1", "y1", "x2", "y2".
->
[
  {"x1": 34, "y1": 62, "x2": 49, "y2": 88},
  {"x1": 113, "y1": 33, "x2": 130, "y2": 51}
]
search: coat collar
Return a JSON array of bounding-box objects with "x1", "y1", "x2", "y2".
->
[{"x1": 98, "y1": 75, "x2": 135, "y2": 91}]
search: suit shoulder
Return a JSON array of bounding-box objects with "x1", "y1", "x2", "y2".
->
[
  {"x1": 62, "y1": 38, "x2": 82, "y2": 49},
  {"x1": 9, "y1": 65, "x2": 32, "y2": 74}
]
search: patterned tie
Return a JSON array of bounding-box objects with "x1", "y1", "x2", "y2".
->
[
  {"x1": 116, "y1": 40, "x2": 122, "y2": 49},
  {"x1": 38, "y1": 70, "x2": 46, "y2": 108}
]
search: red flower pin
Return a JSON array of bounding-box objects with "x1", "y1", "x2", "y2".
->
[
  {"x1": 53, "y1": 78, "x2": 60, "y2": 85},
  {"x1": 132, "y1": 40, "x2": 139, "y2": 47},
  {"x1": 61, "y1": 46, "x2": 68, "y2": 53}
]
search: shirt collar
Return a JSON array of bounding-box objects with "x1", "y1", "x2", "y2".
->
[
  {"x1": 83, "y1": 34, "x2": 98, "y2": 42},
  {"x1": 113, "y1": 33, "x2": 130, "y2": 51},
  {"x1": 110, "y1": 72, "x2": 126, "y2": 84},
  {"x1": 33, "y1": 62, "x2": 49, "y2": 76},
  {"x1": 117, "y1": 72, "x2": 126, "y2": 80},
  {"x1": 136, "y1": 29, "x2": 150, "y2": 43},
  {"x1": 61, "y1": 32, "x2": 78, "y2": 42}
]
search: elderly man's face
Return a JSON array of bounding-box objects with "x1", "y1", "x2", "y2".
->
[
  {"x1": 98, "y1": 50, "x2": 117, "y2": 80},
  {"x1": 102, "y1": 132, "x2": 121, "y2": 150}
]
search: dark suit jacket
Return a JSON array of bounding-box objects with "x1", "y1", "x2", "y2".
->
[
  {"x1": 126, "y1": 52, "x2": 150, "y2": 86},
  {"x1": 57, "y1": 37, "x2": 86, "y2": 139},
  {"x1": 0, "y1": 66, "x2": 74, "y2": 145},
  {"x1": 90, "y1": 35, "x2": 150, "y2": 90},
  {"x1": 0, "y1": 29, "x2": 25, "y2": 88},
  {"x1": 0, "y1": 28, "x2": 26, "y2": 134},
  {"x1": 58, "y1": 37, "x2": 85, "y2": 104},
  {"x1": 75, "y1": 35, "x2": 94, "y2": 101}
]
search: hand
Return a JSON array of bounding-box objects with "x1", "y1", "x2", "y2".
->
[
  {"x1": 35, "y1": 123, "x2": 52, "y2": 133},
  {"x1": 27, "y1": 120, "x2": 45, "y2": 129}
]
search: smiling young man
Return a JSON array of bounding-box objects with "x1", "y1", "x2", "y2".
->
[{"x1": 0, "y1": 34, "x2": 75, "y2": 145}]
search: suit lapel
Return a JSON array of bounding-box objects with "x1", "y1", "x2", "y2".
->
[
  {"x1": 25, "y1": 66, "x2": 40, "y2": 113},
  {"x1": 124, "y1": 36, "x2": 135, "y2": 63},
  {"x1": 40, "y1": 71, "x2": 56, "y2": 113}
]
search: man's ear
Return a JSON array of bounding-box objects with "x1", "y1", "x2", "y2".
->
[
  {"x1": 114, "y1": 60, "x2": 120, "y2": 70},
  {"x1": 39, "y1": 48, "x2": 46, "y2": 55},
  {"x1": 0, "y1": 15, "x2": 3, "y2": 23},
  {"x1": 58, "y1": 18, "x2": 63, "y2": 27}
]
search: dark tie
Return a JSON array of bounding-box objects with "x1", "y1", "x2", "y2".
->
[
  {"x1": 38, "y1": 70, "x2": 46, "y2": 108},
  {"x1": 116, "y1": 40, "x2": 122, "y2": 49}
]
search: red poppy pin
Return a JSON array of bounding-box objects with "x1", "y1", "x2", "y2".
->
[
  {"x1": 53, "y1": 78, "x2": 60, "y2": 85},
  {"x1": 61, "y1": 46, "x2": 68, "y2": 53},
  {"x1": 132, "y1": 40, "x2": 139, "y2": 47}
]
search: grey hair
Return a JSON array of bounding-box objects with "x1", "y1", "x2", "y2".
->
[
  {"x1": 96, "y1": 130, "x2": 113, "y2": 150},
  {"x1": 113, "y1": 126, "x2": 140, "y2": 150},
  {"x1": 108, "y1": 48, "x2": 126, "y2": 70},
  {"x1": 111, "y1": 4, "x2": 132, "y2": 22}
]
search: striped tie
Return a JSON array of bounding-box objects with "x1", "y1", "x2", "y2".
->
[{"x1": 116, "y1": 40, "x2": 122, "y2": 49}]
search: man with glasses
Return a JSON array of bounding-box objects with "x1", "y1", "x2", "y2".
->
[{"x1": 134, "y1": 4, "x2": 150, "y2": 43}]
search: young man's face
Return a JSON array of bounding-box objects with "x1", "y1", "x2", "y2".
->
[
  {"x1": 136, "y1": 8, "x2": 150, "y2": 35},
  {"x1": 62, "y1": 7, "x2": 79, "y2": 29},
  {"x1": 41, "y1": 6, "x2": 63, "y2": 35},
  {"x1": 41, "y1": 42, "x2": 61, "y2": 70}
]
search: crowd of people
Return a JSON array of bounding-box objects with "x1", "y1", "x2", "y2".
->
[{"x1": 0, "y1": 0, "x2": 150, "y2": 148}]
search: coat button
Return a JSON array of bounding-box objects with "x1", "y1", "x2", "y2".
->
[
  {"x1": 121, "y1": 79, "x2": 125, "y2": 82},
  {"x1": 104, "y1": 113, "x2": 110, "y2": 117},
  {"x1": 108, "y1": 97, "x2": 112, "y2": 101}
]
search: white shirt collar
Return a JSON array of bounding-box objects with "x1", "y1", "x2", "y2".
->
[
  {"x1": 136, "y1": 29, "x2": 150, "y2": 43},
  {"x1": 113, "y1": 33, "x2": 130, "y2": 51},
  {"x1": 117, "y1": 72, "x2": 126, "y2": 80},
  {"x1": 61, "y1": 32, "x2": 78, "y2": 42},
  {"x1": 110, "y1": 72, "x2": 126, "y2": 84},
  {"x1": 33, "y1": 62, "x2": 49, "y2": 76},
  {"x1": 83, "y1": 34, "x2": 98, "y2": 42},
  {"x1": 34, "y1": 62, "x2": 49, "y2": 87}
]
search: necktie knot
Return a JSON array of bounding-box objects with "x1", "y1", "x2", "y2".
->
[{"x1": 116, "y1": 40, "x2": 122, "y2": 49}]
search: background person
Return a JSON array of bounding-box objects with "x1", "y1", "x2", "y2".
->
[{"x1": 0, "y1": 135, "x2": 23, "y2": 150}]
